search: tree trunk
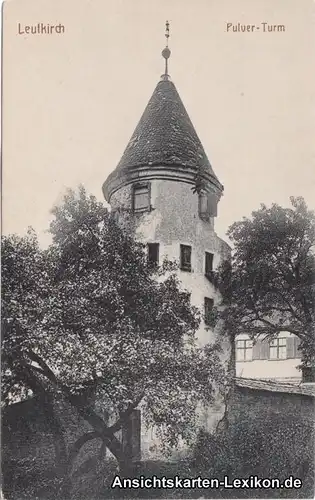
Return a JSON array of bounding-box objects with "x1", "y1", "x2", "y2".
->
[
  {"x1": 42, "y1": 394, "x2": 68, "y2": 478},
  {"x1": 59, "y1": 430, "x2": 134, "y2": 498},
  {"x1": 217, "y1": 332, "x2": 236, "y2": 433}
]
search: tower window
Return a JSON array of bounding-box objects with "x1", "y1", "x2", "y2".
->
[
  {"x1": 180, "y1": 244, "x2": 192, "y2": 272},
  {"x1": 208, "y1": 194, "x2": 218, "y2": 217},
  {"x1": 148, "y1": 243, "x2": 159, "y2": 266},
  {"x1": 199, "y1": 191, "x2": 218, "y2": 219},
  {"x1": 133, "y1": 184, "x2": 150, "y2": 212},
  {"x1": 199, "y1": 192, "x2": 209, "y2": 220},
  {"x1": 204, "y1": 297, "x2": 214, "y2": 326},
  {"x1": 205, "y1": 252, "x2": 214, "y2": 275}
]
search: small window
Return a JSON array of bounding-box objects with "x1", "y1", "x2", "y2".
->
[
  {"x1": 148, "y1": 243, "x2": 159, "y2": 266},
  {"x1": 269, "y1": 338, "x2": 287, "y2": 359},
  {"x1": 205, "y1": 252, "x2": 214, "y2": 275},
  {"x1": 180, "y1": 245, "x2": 192, "y2": 272},
  {"x1": 204, "y1": 297, "x2": 214, "y2": 326},
  {"x1": 208, "y1": 195, "x2": 218, "y2": 217},
  {"x1": 133, "y1": 184, "x2": 150, "y2": 212},
  {"x1": 236, "y1": 339, "x2": 253, "y2": 361},
  {"x1": 199, "y1": 192, "x2": 209, "y2": 219},
  {"x1": 199, "y1": 192, "x2": 218, "y2": 219}
]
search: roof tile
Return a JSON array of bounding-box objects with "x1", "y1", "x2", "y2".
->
[{"x1": 115, "y1": 79, "x2": 221, "y2": 187}]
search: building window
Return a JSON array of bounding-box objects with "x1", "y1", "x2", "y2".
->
[
  {"x1": 199, "y1": 192, "x2": 209, "y2": 220},
  {"x1": 148, "y1": 243, "x2": 159, "y2": 266},
  {"x1": 208, "y1": 195, "x2": 218, "y2": 217},
  {"x1": 204, "y1": 297, "x2": 214, "y2": 326},
  {"x1": 133, "y1": 184, "x2": 150, "y2": 212},
  {"x1": 205, "y1": 252, "x2": 214, "y2": 274},
  {"x1": 236, "y1": 339, "x2": 253, "y2": 361},
  {"x1": 199, "y1": 191, "x2": 218, "y2": 219},
  {"x1": 269, "y1": 338, "x2": 287, "y2": 359},
  {"x1": 180, "y1": 244, "x2": 192, "y2": 272}
]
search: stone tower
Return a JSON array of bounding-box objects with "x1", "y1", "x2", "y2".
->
[
  {"x1": 103, "y1": 24, "x2": 230, "y2": 345},
  {"x1": 102, "y1": 24, "x2": 232, "y2": 455}
]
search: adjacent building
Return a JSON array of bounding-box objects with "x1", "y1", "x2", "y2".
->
[{"x1": 236, "y1": 332, "x2": 302, "y2": 383}]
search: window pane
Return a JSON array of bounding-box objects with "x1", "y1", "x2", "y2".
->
[
  {"x1": 245, "y1": 347, "x2": 253, "y2": 361},
  {"x1": 134, "y1": 186, "x2": 149, "y2": 210},
  {"x1": 204, "y1": 297, "x2": 214, "y2": 325},
  {"x1": 183, "y1": 248, "x2": 191, "y2": 264},
  {"x1": 237, "y1": 340, "x2": 245, "y2": 348},
  {"x1": 246, "y1": 340, "x2": 253, "y2": 348},
  {"x1": 236, "y1": 348, "x2": 245, "y2": 361},
  {"x1": 278, "y1": 346, "x2": 286, "y2": 359},
  {"x1": 180, "y1": 245, "x2": 192, "y2": 271},
  {"x1": 199, "y1": 193, "x2": 208, "y2": 214},
  {"x1": 205, "y1": 252, "x2": 214, "y2": 273},
  {"x1": 278, "y1": 338, "x2": 286, "y2": 346},
  {"x1": 269, "y1": 346, "x2": 278, "y2": 359},
  {"x1": 204, "y1": 297, "x2": 214, "y2": 311},
  {"x1": 208, "y1": 194, "x2": 218, "y2": 217},
  {"x1": 134, "y1": 192, "x2": 149, "y2": 210},
  {"x1": 148, "y1": 243, "x2": 159, "y2": 265}
]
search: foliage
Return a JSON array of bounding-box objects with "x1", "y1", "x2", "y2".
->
[
  {"x1": 191, "y1": 410, "x2": 314, "y2": 499},
  {"x1": 2, "y1": 186, "x2": 225, "y2": 472},
  {"x1": 215, "y1": 197, "x2": 315, "y2": 365}
]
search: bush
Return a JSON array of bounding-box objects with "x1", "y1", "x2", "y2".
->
[{"x1": 191, "y1": 414, "x2": 315, "y2": 498}]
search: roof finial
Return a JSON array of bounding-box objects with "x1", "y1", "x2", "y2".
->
[
  {"x1": 165, "y1": 20, "x2": 170, "y2": 47},
  {"x1": 161, "y1": 20, "x2": 171, "y2": 81}
]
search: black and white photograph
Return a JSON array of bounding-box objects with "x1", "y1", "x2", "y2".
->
[{"x1": 2, "y1": 0, "x2": 315, "y2": 498}]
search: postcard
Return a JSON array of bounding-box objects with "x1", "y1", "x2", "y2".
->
[{"x1": 2, "y1": 0, "x2": 315, "y2": 498}]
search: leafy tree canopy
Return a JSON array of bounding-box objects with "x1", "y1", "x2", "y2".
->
[
  {"x1": 2, "y1": 186, "x2": 224, "y2": 468},
  {"x1": 216, "y1": 197, "x2": 315, "y2": 365}
]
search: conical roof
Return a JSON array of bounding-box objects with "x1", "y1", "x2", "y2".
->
[{"x1": 103, "y1": 78, "x2": 223, "y2": 201}]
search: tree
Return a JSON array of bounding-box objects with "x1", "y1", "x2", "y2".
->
[
  {"x1": 2, "y1": 187, "x2": 225, "y2": 486},
  {"x1": 215, "y1": 197, "x2": 315, "y2": 366}
]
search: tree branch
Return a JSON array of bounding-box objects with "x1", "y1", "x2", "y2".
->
[
  {"x1": 109, "y1": 391, "x2": 144, "y2": 433},
  {"x1": 27, "y1": 350, "x2": 58, "y2": 384},
  {"x1": 66, "y1": 431, "x2": 103, "y2": 475}
]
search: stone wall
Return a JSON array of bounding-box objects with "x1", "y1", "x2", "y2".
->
[
  {"x1": 110, "y1": 177, "x2": 233, "y2": 456},
  {"x1": 110, "y1": 178, "x2": 231, "y2": 347},
  {"x1": 229, "y1": 377, "x2": 315, "y2": 426},
  {"x1": 224, "y1": 378, "x2": 315, "y2": 493},
  {"x1": 2, "y1": 397, "x2": 92, "y2": 484}
]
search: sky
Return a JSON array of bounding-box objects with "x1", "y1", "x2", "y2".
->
[{"x1": 2, "y1": 0, "x2": 315, "y2": 247}]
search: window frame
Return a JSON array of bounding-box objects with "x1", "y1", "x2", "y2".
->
[
  {"x1": 236, "y1": 339, "x2": 253, "y2": 362},
  {"x1": 269, "y1": 337, "x2": 287, "y2": 360},
  {"x1": 147, "y1": 242, "x2": 159, "y2": 266},
  {"x1": 198, "y1": 191, "x2": 210, "y2": 221},
  {"x1": 198, "y1": 191, "x2": 218, "y2": 219},
  {"x1": 180, "y1": 244, "x2": 192, "y2": 272},
  {"x1": 204, "y1": 297, "x2": 214, "y2": 326},
  {"x1": 205, "y1": 252, "x2": 214, "y2": 276},
  {"x1": 132, "y1": 182, "x2": 151, "y2": 213}
]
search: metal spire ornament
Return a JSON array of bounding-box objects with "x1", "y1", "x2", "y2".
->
[{"x1": 161, "y1": 20, "x2": 171, "y2": 80}]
